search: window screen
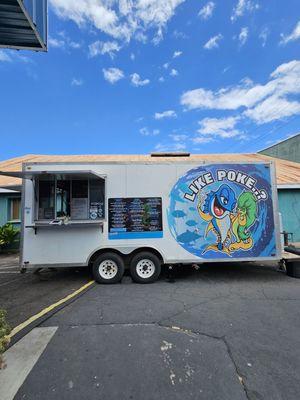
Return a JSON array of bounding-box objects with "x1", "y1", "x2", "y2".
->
[{"x1": 37, "y1": 177, "x2": 105, "y2": 221}]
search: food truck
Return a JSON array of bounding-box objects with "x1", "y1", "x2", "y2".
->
[{"x1": 0, "y1": 156, "x2": 282, "y2": 283}]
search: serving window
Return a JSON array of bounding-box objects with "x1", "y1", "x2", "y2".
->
[{"x1": 36, "y1": 175, "x2": 105, "y2": 221}]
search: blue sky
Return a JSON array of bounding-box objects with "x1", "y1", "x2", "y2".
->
[{"x1": 0, "y1": 0, "x2": 299, "y2": 160}]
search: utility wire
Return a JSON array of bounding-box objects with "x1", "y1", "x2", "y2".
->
[{"x1": 230, "y1": 112, "x2": 300, "y2": 154}]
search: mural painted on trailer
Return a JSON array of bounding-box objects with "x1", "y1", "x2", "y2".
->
[{"x1": 168, "y1": 164, "x2": 276, "y2": 259}]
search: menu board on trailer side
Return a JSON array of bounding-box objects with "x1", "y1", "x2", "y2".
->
[{"x1": 108, "y1": 197, "x2": 163, "y2": 240}]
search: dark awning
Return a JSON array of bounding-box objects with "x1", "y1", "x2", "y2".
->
[{"x1": 0, "y1": 0, "x2": 47, "y2": 51}]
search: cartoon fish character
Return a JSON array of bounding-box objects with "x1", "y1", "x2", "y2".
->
[
  {"x1": 186, "y1": 219, "x2": 197, "y2": 227},
  {"x1": 198, "y1": 184, "x2": 237, "y2": 254},
  {"x1": 172, "y1": 210, "x2": 187, "y2": 218},
  {"x1": 229, "y1": 191, "x2": 257, "y2": 252},
  {"x1": 177, "y1": 229, "x2": 201, "y2": 244}
]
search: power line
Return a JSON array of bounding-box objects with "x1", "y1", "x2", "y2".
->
[{"x1": 231, "y1": 113, "x2": 300, "y2": 153}]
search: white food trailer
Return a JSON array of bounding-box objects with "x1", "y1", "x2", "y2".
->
[{"x1": 0, "y1": 156, "x2": 282, "y2": 283}]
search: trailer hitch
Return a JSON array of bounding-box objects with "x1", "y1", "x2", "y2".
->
[{"x1": 284, "y1": 246, "x2": 300, "y2": 256}]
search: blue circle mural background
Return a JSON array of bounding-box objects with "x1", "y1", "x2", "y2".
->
[{"x1": 168, "y1": 164, "x2": 277, "y2": 259}]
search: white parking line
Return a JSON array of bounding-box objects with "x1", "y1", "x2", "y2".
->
[
  {"x1": 0, "y1": 271, "x2": 19, "y2": 274},
  {"x1": 0, "y1": 266, "x2": 19, "y2": 270},
  {"x1": 0, "y1": 327, "x2": 58, "y2": 400}
]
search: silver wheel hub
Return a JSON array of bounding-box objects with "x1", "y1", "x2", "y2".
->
[
  {"x1": 99, "y1": 260, "x2": 118, "y2": 280},
  {"x1": 136, "y1": 259, "x2": 155, "y2": 278}
]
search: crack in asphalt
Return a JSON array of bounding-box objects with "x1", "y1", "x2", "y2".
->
[
  {"x1": 38, "y1": 280, "x2": 300, "y2": 400},
  {"x1": 52, "y1": 320, "x2": 250, "y2": 399}
]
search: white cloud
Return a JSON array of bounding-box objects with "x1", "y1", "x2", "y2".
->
[
  {"x1": 231, "y1": 0, "x2": 259, "y2": 21},
  {"x1": 173, "y1": 30, "x2": 187, "y2": 39},
  {"x1": 173, "y1": 50, "x2": 182, "y2": 58},
  {"x1": 0, "y1": 50, "x2": 12, "y2": 62},
  {"x1": 130, "y1": 53, "x2": 135, "y2": 60},
  {"x1": 170, "y1": 68, "x2": 178, "y2": 76},
  {"x1": 130, "y1": 73, "x2": 150, "y2": 87},
  {"x1": 135, "y1": 31, "x2": 147, "y2": 43},
  {"x1": 140, "y1": 127, "x2": 160, "y2": 136},
  {"x1": 152, "y1": 28, "x2": 164, "y2": 46},
  {"x1": 154, "y1": 131, "x2": 188, "y2": 152},
  {"x1": 163, "y1": 62, "x2": 169, "y2": 69},
  {"x1": 198, "y1": 2, "x2": 215, "y2": 20},
  {"x1": 158, "y1": 76, "x2": 165, "y2": 83},
  {"x1": 154, "y1": 142, "x2": 186, "y2": 152},
  {"x1": 203, "y1": 34, "x2": 223, "y2": 49},
  {"x1": 181, "y1": 60, "x2": 300, "y2": 125},
  {"x1": 89, "y1": 40, "x2": 120, "y2": 58},
  {"x1": 259, "y1": 27, "x2": 269, "y2": 47},
  {"x1": 192, "y1": 136, "x2": 214, "y2": 144},
  {"x1": 71, "y1": 78, "x2": 83, "y2": 86},
  {"x1": 197, "y1": 116, "x2": 242, "y2": 138},
  {"x1": 154, "y1": 110, "x2": 177, "y2": 119},
  {"x1": 50, "y1": 0, "x2": 185, "y2": 44},
  {"x1": 102, "y1": 67, "x2": 124, "y2": 84},
  {"x1": 49, "y1": 33, "x2": 81, "y2": 50},
  {"x1": 280, "y1": 21, "x2": 300, "y2": 45},
  {"x1": 70, "y1": 41, "x2": 81, "y2": 49},
  {"x1": 169, "y1": 134, "x2": 188, "y2": 141},
  {"x1": 244, "y1": 95, "x2": 300, "y2": 124},
  {"x1": 238, "y1": 27, "x2": 249, "y2": 46},
  {"x1": 48, "y1": 37, "x2": 65, "y2": 48}
]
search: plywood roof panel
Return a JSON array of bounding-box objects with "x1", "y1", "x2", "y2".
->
[{"x1": 0, "y1": 153, "x2": 299, "y2": 189}]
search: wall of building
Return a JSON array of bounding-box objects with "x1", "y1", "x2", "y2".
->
[
  {"x1": 259, "y1": 134, "x2": 300, "y2": 163},
  {"x1": 278, "y1": 189, "x2": 300, "y2": 242},
  {"x1": 0, "y1": 193, "x2": 21, "y2": 227},
  {"x1": 0, "y1": 195, "x2": 8, "y2": 226}
]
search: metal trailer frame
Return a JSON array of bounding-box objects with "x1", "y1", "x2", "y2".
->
[{"x1": 14, "y1": 159, "x2": 282, "y2": 271}]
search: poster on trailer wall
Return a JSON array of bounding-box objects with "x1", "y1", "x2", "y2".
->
[{"x1": 168, "y1": 164, "x2": 277, "y2": 259}]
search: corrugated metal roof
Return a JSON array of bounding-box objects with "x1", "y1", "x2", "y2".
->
[
  {"x1": 0, "y1": 153, "x2": 299, "y2": 189},
  {"x1": 0, "y1": 0, "x2": 46, "y2": 50}
]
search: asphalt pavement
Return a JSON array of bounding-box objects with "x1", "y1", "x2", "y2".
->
[
  {"x1": 3, "y1": 261, "x2": 300, "y2": 400},
  {"x1": 0, "y1": 254, "x2": 91, "y2": 328}
]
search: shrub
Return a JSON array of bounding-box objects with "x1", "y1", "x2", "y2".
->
[
  {"x1": 0, "y1": 309, "x2": 11, "y2": 369},
  {"x1": 0, "y1": 223, "x2": 19, "y2": 248}
]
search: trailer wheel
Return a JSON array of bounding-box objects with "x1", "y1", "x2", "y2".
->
[
  {"x1": 130, "y1": 252, "x2": 161, "y2": 284},
  {"x1": 93, "y1": 253, "x2": 125, "y2": 284}
]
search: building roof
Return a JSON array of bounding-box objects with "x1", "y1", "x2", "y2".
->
[
  {"x1": 0, "y1": 153, "x2": 300, "y2": 189},
  {"x1": 258, "y1": 132, "x2": 300, "y2": 152}
]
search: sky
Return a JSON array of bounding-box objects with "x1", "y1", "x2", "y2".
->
[{"x1": 0, "y1": 0, "x2": 300, "y2": 160}]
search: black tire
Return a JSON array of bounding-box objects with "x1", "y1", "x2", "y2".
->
[
  {"x1": 130, "y1": 251, "x2": 161, "y2": 284},
  {"x1": 92, "y1": 252, "x2": 125, "y2": 284}
]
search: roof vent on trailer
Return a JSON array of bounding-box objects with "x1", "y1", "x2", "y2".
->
[{"x1": 150, "y1": 152, "x2": 191, "y2": 157}]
